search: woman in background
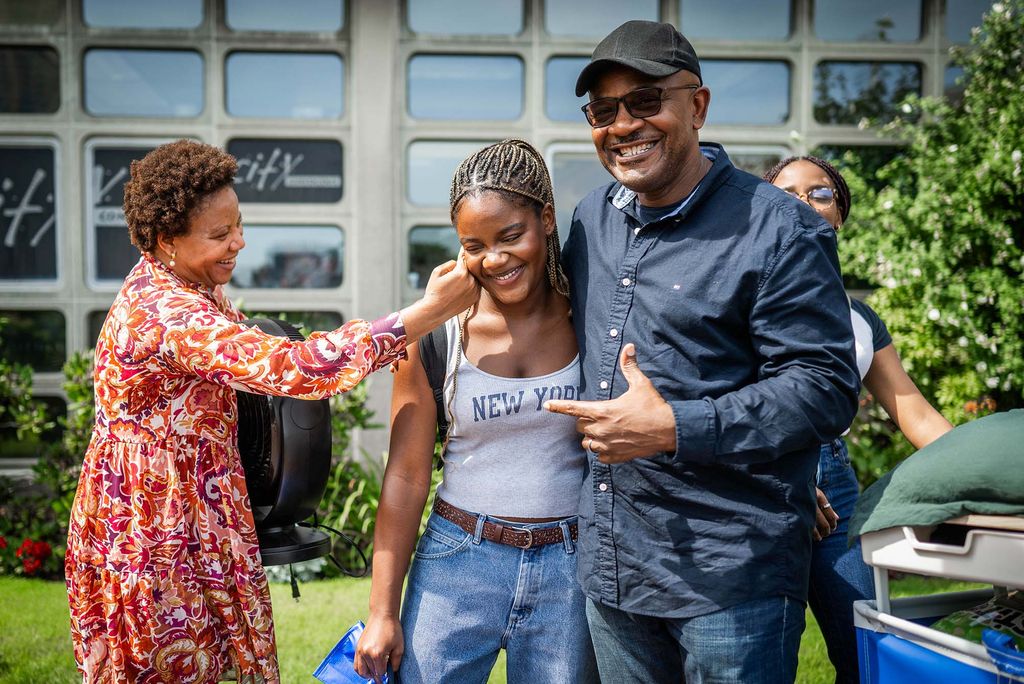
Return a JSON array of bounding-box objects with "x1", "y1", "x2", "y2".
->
[{"x1": 765, "y1": 155, "x2": 953, "y2": 684}]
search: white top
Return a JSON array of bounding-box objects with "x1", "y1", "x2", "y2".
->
[{"x1": 434, "y1": 315, "x2": 588, "y2": 518}]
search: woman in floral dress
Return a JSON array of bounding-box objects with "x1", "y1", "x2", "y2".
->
[{"x1": 65, "y1": 139, "x2": 478, "y2": 684}]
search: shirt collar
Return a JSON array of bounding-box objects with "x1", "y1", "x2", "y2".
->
[{"x1": 608, "y1": 144, "x2": 723, "y2": 218}]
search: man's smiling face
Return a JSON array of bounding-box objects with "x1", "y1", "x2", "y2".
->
[{"x1": 588, "y1": 65, "x2": 710, "y2": 206}]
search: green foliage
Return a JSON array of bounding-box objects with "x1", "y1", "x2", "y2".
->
[
  {"x1": 833, "y1": 1, "x2": 1024, "y2": 478},
  {"x1": 0, "y1": 348, "x2": 93, "y2": 579}
]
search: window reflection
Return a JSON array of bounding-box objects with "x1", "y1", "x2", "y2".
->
[
  {"x1": 0, "y1": 47, "x2": 60, "y2": 114},
  {"x1": 407, "y1": 140, "x2": 496, "y2": 206},
  {"x1": 226, "y1": 0, "x2": 343, "y2": 32},
  {"x1": 813, "y1": 61, "x2": 921, "y2": 125},
  {"x1": 230, "y1": 226, "x2": 344, "y2": 289},
  {"x1": 0, "y1": 395, "x2": 65, "y2": 460},
  {"x1": 83, "y1": 0, "x2": 202, "y2": 29},
  {"x1": 226, "y1": 52, "x2": 343, "y2": 119},
  {"x1": 408, "y1": 55, "x2": 523, "y2": 120},
  {"x1": 239, "y1": 310, "x2": 345, "y2": 334},
  {"x1": 0, "y1": 310, "x2": 65, "y2": 372},
  {"x1": 546, "y1": 57, "x2": 590, "y2": 121},
  {"x1": 408, "y1": 226, "x2": 460, "y2": 290},
  {"x1": 944, "y1": 66, "x2": 966, "y2": 107},
  {"x1": 84, "y1": 49, "x2": 203, "y2": 117},
  {"x1": 545, "y1": 0, "x2": 658, "y2": 37},
  {"x1": 0, "y1": 0, "x2": 63, "y2": 24},
  {"x1": 729, "y1": 147, "x2": 790, "y2": 178},
  {"x1": 945, "y1": 0, "x2": 990, "y2": 43},
  {"x1": 407, "y1": 0, "x2": 522, "y2": 35},
  {"x1": 702, "y1": 60, "x2": 790, "y2": 125},
  {"x1": 814, "y1": 0, "x2": 921, "y2": 42},
  {"x1": 679, "y1": 0, "x2": 790, "y2": 41},
  {"x1": 549, "y1": 149, "x2": 612, "y2": 245},
  {"x1": 813, "y1": 144, "x2": 903, "y2": 188}
]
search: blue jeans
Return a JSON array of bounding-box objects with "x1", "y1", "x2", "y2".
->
[
  {"x1": 398, "y1": 511, "x2": 598, "y2": 684},
  {"x1": 809, "y1": 439, "x2": 875, "y2": 684},
  {"x1": 586, "y1": 595, "x2": 804, "y2": 683}
]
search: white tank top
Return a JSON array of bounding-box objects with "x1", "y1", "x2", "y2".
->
[{"x1": 434, "y1": 315, "x2": 588, "y2": 518}]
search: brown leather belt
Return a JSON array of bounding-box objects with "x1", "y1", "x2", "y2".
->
[{"x1": 433, "y1": 498, "x2": 578, "y2": 550}]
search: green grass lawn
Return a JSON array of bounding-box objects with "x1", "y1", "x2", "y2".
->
[{"x1": 0, "y1": 574, "x2": 987, "y2": 684}]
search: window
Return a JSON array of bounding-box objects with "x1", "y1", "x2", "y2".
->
[
  {"x1": 0, "y1": 396, "x2": 65, "y2": 460},
  {"x1": 230, "y1": 226, "x2": 344, "y2": 289},
  {"x1": 407, "y1": 140, "x2": 496, "y2": 206},
  {"x1": 0, "y1": 310, "x2": 65, "y2": 372},
  {"x1": 228, "y1": 139, "x2": 343, "y2": 203},
  {"x1": 814, "y1": 0, "x2": 922, "y2": 42},
  {"x1": 407, "y1": 0, "x2": 522, "y2": 35},
  {"x1": 407, "y1": 55, "x2": 523, "y2": 120},
  {"x1": 812, "y1": 144, "x2": 903, "y2": 189},
  {"x1": 0, "y1": 141, "x2": 58, "y2": 282},
  {"x1": 545, "y1": 0, "x2": 658, "y2": 37},
  {"x1": 87, "y1": 310, "x2": 109, "y2": 347},
  {"x1": 679, "y1": 0, "x2": 791, "y2": 41},
  {"x1": 546, "y1": 57, "x2": 590, "y2": 122},
  {"x1": 944, "y1": 65, "x2": 966, "y2": 106},
  {"x1": 728, "y1": 146, "x2": 791, "y2": 178},
  {"x1": 84, "y1": 49, "x2": 204, "y2": 117},
  {"x1": 86, "y1": 141, "x2": 162, "y2": 285},
  {"x1": 226, "y1": 0, "x2": 344, "y2": 32},
  {"x1": 408, "y1": 226, "x2": 460, "y2": 290},
  {"x1": 0, "y1": 47, "x2": 60, "y2": 114},
  {"x1": 813, "y1": 61, "x2": 921, "y2": 124},
  {"x1": 0, "y1": 0, "x2": 63, "y2": 25},
  {"x1": 82, "y1": 0, "x2": 202, "y2": 29},
  {"x1": 548, "y1": 146, "x2": 612, "y2": 245},
  {"x1": 945, "y1": 0, "x2": 990, "y2": 43},
  {"x1": 226, "y1": 52, "x2": 344, "y2": 119},
  {"x1": 701, "y1": 60, "x2": 790, "y2": 125}
]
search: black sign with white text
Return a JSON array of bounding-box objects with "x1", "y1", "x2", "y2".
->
[
  {"x1": 0, "y1": 144, "x2": 57, "y2": 280},
  {"x1": 228, "y1": 138, "x2": 343, "y2": 203},
  {"x1": 90, "y1": 145, "x2": 156, "y2": 282}
]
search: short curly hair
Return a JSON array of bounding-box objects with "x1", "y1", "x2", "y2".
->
[{"x1": 123, "y1": 139, "x2": 238, "y2": 253}]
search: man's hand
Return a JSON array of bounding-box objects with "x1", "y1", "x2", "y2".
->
[
  {"x1": 545, "y1": 343, "x2": 676, "y2": 463},
  {"x1": 813, "y1": 487, "x2": 839, "y2": 542}
]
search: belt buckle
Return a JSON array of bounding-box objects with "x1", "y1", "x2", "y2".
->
[{"x1": 510, "y1": 527, "x2": 533, "y2": 549}]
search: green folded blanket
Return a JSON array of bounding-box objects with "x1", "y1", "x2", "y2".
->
[{"x1": 850, "y1": 409, "x2": 1024, "y2": 540}]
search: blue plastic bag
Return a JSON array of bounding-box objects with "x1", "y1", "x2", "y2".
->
[
  {"x1": 313, "y1": 621, "x2": 392, "y2": 684},
  {"x1": 983, "y1": 628, "x2": 1024, "y2": 678}
]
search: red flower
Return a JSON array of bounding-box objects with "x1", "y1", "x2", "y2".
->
[
  {"x1": 22, "y1": 557, "x2": 41, "y2": 575},
  {"x1": 0, "y1": 536, "x2": 7, "y2": 550}
]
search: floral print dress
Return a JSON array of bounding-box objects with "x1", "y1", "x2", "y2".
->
[{"x1": 66, "y1": 254, "x2": 406, "y2": 684}]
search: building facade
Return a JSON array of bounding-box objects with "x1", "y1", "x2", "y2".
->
[{"x1": 0, "y1": 0, "x2": 989, "y2": 467}]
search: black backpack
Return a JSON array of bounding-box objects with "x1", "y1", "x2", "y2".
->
[{"x1": 417, "y1": 324, "x2": 449, "y2": 465}]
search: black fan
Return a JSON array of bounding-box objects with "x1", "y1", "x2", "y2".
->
[{"x1": 236, "y1": 318, "x2": 333, "y2": 566}]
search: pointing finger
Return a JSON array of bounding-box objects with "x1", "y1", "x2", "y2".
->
[{"x1": 544, "y1": 399, "x2": 599, "y2": 419}]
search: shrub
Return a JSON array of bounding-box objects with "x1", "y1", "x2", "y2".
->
[{"x1": 830, "y1": 1, "x2": 1023, "y2": 482}]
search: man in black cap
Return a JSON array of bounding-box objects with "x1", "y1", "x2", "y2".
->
[{"x1": 544, "y1": 20, "x2": 859, "y2": 683}]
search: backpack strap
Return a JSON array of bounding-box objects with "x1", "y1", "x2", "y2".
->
[{"x1": 417, "y1": 323, "x2": 449, "y2": 442}]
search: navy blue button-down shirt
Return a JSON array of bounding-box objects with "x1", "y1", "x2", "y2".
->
[{"x1": 563, "y1": 144, "x2": 859, "y2": 618}]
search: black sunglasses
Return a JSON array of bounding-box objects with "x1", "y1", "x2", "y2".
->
[{"x1": 581, "y1": 85, "x2": 699, "y2": 128}]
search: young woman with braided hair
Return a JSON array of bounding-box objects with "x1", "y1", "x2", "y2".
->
[
  {"x1": 765, "y1": 155, "x2": 952, "y2": 684},
  {"x1": 355, "y1": 139, "x2": 597, "y2": 683}
]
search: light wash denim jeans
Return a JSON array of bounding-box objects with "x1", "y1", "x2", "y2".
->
[
  {"x1": 398, "y1": 511, "x2": 598, "y2": 684},
  {"x1": 586, "y1": 594, "x2": 805, "y2": 684},
  {"x1": 809, "y1": 438, "x2": 875, "y2": 684}
]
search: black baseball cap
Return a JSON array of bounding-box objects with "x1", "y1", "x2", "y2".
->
[{"x1": 575, "y1": 20, "x2": 702, "y2": 97}]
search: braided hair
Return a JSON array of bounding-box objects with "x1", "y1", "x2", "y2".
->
[
  {"x1": 449, "y1": 139, "x2": 570, "y2": 298},
  {"x1": 763, "y1": 155, "x2": 851, "y2": 225}
]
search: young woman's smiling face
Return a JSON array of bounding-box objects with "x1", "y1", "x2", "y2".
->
[{"x1": 454, "y1": 190, "x2": 554, "y2": 307}]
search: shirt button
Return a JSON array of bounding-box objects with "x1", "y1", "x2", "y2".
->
[
  {"x1": 621, "y1": 277, "x2": 631, "y2": 286},
  {"x1": 634, "y1": 227, "x2": 640, "y2": 235},
  {"x1": 599, "y1": 381, "x2": 608, "y2": 389},
  {"x1": 609, "y1": 328, "x2": 618, "y2": 337},
  {"x1": 598, "y1": 483, "x2": 608, "y2": 492}
]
